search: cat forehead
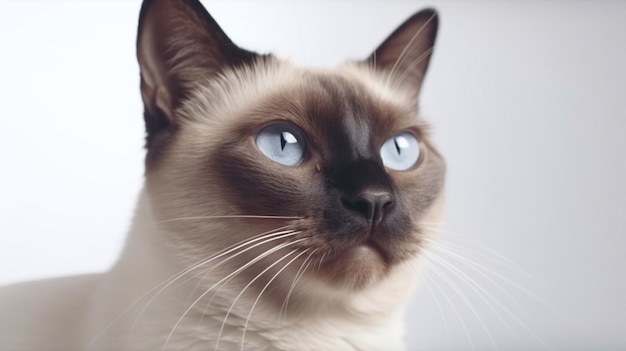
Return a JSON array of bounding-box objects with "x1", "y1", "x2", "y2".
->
[{"x1": 179, "y1": 58, "x2": 420, "y2": 135}]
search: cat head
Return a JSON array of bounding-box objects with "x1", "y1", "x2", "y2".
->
[{"x1": 136, "y1": 0, "x2": 445, "y2": 295}]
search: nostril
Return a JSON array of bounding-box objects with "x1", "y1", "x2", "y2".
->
[
  {"x1": 342, "y1": 198, "x2": 370, "y2": 218},
  {"x1": 342, "y1": 192, "x2": 394, "y2": 224}
]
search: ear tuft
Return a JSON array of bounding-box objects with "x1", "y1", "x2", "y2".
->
[{"x1": 368, "y1": 9, "x2": 439, "y2": 100}]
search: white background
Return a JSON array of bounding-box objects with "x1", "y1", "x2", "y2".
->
[{"x1": 1, "y1": 1, "x2": 624, "y2": 350}]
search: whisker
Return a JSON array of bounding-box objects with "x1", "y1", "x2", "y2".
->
[
  {"x1": 185, "y1": 228, "x2": 299, "y2": 312},
  {"x1": 278, "y1": 249, "x2": 317, "y2": 325},
  {"x1": 422, "y1": 253, "x2": 497, "y2": 350},
  {"x1": 420, "y1": 224, "x2": 531, "y2": 276},
  {"x1": 424, "y1": 249, "x2": 523, "y2": 346},
  {"x1": 194, "y1": 234, "x2": 306, "y2": 323},
  {"x1": 317, "y1": 251, "x2": 327, "y2": 271},
  {"x1": 430, "y1": 237, "x2": 530, "y2": 278},
  {"x1": 132, "y1": 228, "x2": 298, "y2": 334},
  {"x1": 188, "y1": 230, "x2": 305, "y2": 326},
  {"x1": 421, "y1": 266, "x2": 451, "y2": 337},
  {"x1": 240, "y1": 249, "x2": 310, "y2": 351},
  {"x1": 419, "y1": 261, "x2": 476, "y2": 351},
  {"x1": 214, "y1": 241, "x2": 305, "y2": 351},
  {"x1": 163, "y1": 237, "x2": 306, "y2": 351},
  {"x1": 423, "y1": 236, "x2": 558, "y2": 314},
  {"x1": 88, "y1": 226, "x2": 295, "y2": 346},
  {"x1": 424, "y1": 238, "x2": 531, "y2": 320},
  {"x1": 157, "y1": 215, "x2": 303, "y2": 224},
  {"x1": 423, "y1": 241, "x2": 551, "y2": 348}
]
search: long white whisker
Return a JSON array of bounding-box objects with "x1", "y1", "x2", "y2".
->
[
  {"x1": 421, "y1": 224, "x2": 531, "y2": 276},
  {"x1": 423, "y1": 237, "x2": 557, "y2": 313},
  {"x1": 132, "y1": 228, "x2": 297, "y2": 333},
  {"x1": 419, "y1": 261, "x2": 476, "y2": 351},
  {"x1": 88, "y1": 226, "x2": 294, "y2": 345},
  {"x1": 158, "y1": 215, "x2": 302, "y2": 224},
  {"x1": 427, "y1": 237, "x2": 530, "y2": 278},
  {"x1": 425, "y1": 249, "x2": 523, "y2": 346},
  {"x1": 278, "y1": 249, "x2": 317, "y2": 325},
  {"x1": 421, "y1": 267, "x2": 451, "y2": 337},
  {"x1": 189, "y1": 230, "x2": 304, "y2": 327},
  {"x1": 424, "y1": 238, "x2": 531, "y2": 320},
  {"x1": 317, "y1": 251, "x2": 327, "y2": 271},
  {"x1": 185, "y1": 228, "x2": 298, "y2": 310},
  {"x1": 163, "y1": 237, "x2": 306, "y2": 351},
  {"x1": 240, "y1": 249, "x2": 310, "y2": 351},
  {"x1": 163, "y1": 238, "x2": 305, "y2": 350},
  {"x1": 214, "y1": 241, "x2": 305, "y2": 351},
  {"x1": 423, "y1": 254, "x2": 497, "y2": 350},
  {"x1": 424, "y1": 243, "x2": 549, "y2": 348},
  {"x1": 195, "y1": 234, "x2": 307, "y2": 322}
]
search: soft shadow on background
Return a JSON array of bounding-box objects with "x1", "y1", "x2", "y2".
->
[{"x1": 0, "y1": 1, "x2": 624, "y2": 350}]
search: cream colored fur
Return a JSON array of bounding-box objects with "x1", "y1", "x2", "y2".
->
[
  {"x1": 0, "y1": 6, "x2": 444, "y2": 350},
  {"x1": 0, "y1": 185, "x2": 444, "y2": 350}
]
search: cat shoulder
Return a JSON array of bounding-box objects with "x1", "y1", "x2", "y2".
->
[{"x1": 0, "y1": 274, "x2": 102, "y2": 350}]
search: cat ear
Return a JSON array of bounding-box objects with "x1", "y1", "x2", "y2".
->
[
  {"x1": 136, "y1": 0, "x2": 258, "y2": 143},
  {"x1": 367, "y1": 9, "x2": 438, "y2": 100}
]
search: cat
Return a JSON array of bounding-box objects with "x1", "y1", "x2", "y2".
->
[{"x1": 0, "y1": 0, "x2": 445, "y2": 350}]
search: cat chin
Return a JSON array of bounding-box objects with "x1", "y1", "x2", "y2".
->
[{"x1": 316, "y1": 244, "x2": 391, "y2": 291}]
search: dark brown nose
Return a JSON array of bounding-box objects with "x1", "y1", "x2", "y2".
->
[{"x1": 342, "y1": 191, "x2": 394, "y2": 224}]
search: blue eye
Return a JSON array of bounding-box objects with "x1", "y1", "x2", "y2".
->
[
  {"x1": 256, "y1": 124, "x2": 306, "y2": 166},
  {"x1": 380, "y1": 132, "x2": 420, "y2": 171}
]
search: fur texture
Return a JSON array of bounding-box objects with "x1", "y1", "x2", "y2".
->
[{"x1": 0, "y1": 1, "x2": 444, "y2": 350}]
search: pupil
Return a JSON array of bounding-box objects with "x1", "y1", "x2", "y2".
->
[
  {"x1": 393, "y1": 135, "x2": 410, "y2": 155},
  {"x1": 280, "y1": 131, "x2": 297, "y2": 151}
]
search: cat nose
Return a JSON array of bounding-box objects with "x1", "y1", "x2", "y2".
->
[{"x1": 342, "y1": 191, "x2": 394, "y2": 224}]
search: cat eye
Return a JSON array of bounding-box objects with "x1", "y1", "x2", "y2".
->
[
  {"x1": 255, "y1": 124, "x2": 306, "y2": 166},
  {"x1": 380, "y1": 132, "x2": 420, "y2": 171}
]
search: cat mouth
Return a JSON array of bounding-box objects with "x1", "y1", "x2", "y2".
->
[
  {"x1": 324, "y1": 239, "x2": 390, "y2": 266},
  {"x1": 313, "y1": 239, "x2": 391, "y2": 290},
  {"x1": 313, "y1": 222, "x2": 404, "y2": 267},
  {"x1": 347, "y1": 242, "x2": 386, "y2": 260}
]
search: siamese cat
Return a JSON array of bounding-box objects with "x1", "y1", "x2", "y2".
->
[{"x1": 0, "y1": 0, "x2": 445, "y2": 350}]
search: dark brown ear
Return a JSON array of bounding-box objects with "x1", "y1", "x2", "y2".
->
[
  {"x1": 137, "y1": 0, "x2": 259, "y2": 148},
  {"x1": 368, "y1": 9, "x2": 438, "y2": 100}
]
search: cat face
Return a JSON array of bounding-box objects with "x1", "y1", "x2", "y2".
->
[{"x1": 137, "y1": 0, "x2": 444, "y2": 294}]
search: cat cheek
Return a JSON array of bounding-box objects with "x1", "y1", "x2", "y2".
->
[{"x1": 211, "y1": 149, "x2": 310, "y2": 216}]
